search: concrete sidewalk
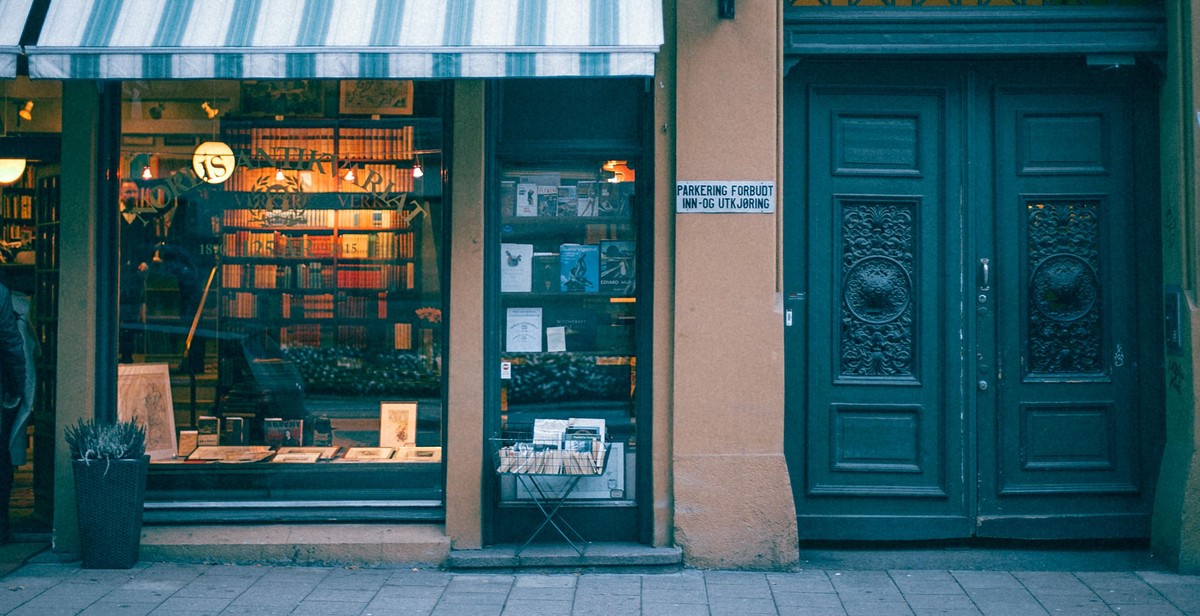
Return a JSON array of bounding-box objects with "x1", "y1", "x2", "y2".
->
[{"x1": 0, "y1": 553, "x2": 1197, "y2": 615}]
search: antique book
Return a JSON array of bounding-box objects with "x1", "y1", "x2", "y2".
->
[
  {"x1": 531, "y1": 253, "x2": 559, "y2": 294},
  {"x1": 275, "y1": 446, "x2": 340, "y2": 460},
  {"x1": 270, "y1": 452, "x2": 321, "y2": 463},
  {"x1": 221, "y1": 416, "x2": 247, "y2": 446},
  {"x1": 263, "y1": 418, "x2": 303, "y2": 449}
]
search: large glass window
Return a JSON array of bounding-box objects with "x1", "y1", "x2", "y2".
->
[{"x1": 118, "y1": 80, "x2": 446, "y2": 512}]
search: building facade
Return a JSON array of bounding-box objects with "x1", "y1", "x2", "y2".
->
[{"x1": 0, "y1": 0, "x2": 1199, "y2": 572}]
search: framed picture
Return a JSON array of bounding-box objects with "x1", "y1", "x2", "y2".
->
[
  {"x1": 117, "y1": 363, "x2": 176, "y2": 460},
  {"x1": 239, "y1": 80, "x2": 324, "y2": 117},
  {"x1": 379, "y1": 401, "x2": 418, "y2": 449},
  {"x1": 339, "y1": 80, "x2": 414, "y2": 115}
]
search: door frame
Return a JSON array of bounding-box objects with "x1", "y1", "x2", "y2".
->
[{"x1": 783, "y1": 58, "x2": 1164, "y2": 541}]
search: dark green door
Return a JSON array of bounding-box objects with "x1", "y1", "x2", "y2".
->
[{"x1": 783, "y1": 61, "x2": 1160, "y2": 540}]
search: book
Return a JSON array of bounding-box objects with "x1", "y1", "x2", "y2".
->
[
  {"x1": 221, "y1": 416, "x2": 247, "y2": 446},
  {"x1": 197, "y1": 416, "x2": 221, "y2": 446},
  {"x1": 576, "y1": 181, "x2": 597, "y2": 217},
  {"x1": 263, "y1": 418, "x2": 303, "y2": 449},
  {"x1": 178, "y1": 430, "x2": 199, "y2": 458},
  {"x1": 532, "y1": 253, "x2": 559, "y2": 293},
  {"x1": 270, "y1": 452, "x2": 321, "y2": 463},
  {"x1": 557, "y1": 186, "x2": 579, "y2": 217},
  {"x1": 275, "y1": 446, "x2": 340, "y2": 460},
  {"x1": 559, "y1": 243, "x2": 600, "y2": 293},
  {"x1": 536, "y1": 185, "x2": 558, "y2": 217},
  {"x1": 187, "y1": 445, "x2": 272, "y2": 461},
  {"x1": 342, "y1": 447, "x2": 395, "y2": 461},
  {"x1": 218, "y1": 450, "x2": 275, "y2": 463},
  {"x1": 505, "y1": 307, "x2": 543, "y2": 353},
  {"x1": 380, "y1": 401, "x2": 418, "y2": 449},
  {"x1": 533, "y1": 418, "x2": 569, "y2": 450},
  {"x1": 547, "y1": 306, "x2": 597, "y2": 351},
  {"x1": 597, "y1": 181, "x2": 632, "y2": 217},
  {"x1": 500, "y1": 181, "x2": 516, "y2": 218},
  {"x1": 500, "y1": 243, "x2": 533, "y2": 293},
  {"x1": 599, "y1": 240, "x2": 636, "y2": 295},
  {"x1": 516, "y1": 183, "x2": 538, "y2": 217},
  {"x1": 395, "y1": 446, "x2": 442, "y2": 462}
]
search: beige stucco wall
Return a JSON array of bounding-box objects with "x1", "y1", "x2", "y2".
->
[
  {"x1": 445, "y1": 80, "x2": 486, "y2": 550},
  {"x1": 1152, "y1": 0, "x2": 1200, "y2": 573},
  {"x1": 670, "y1": 0, "x2": 799, "y2": 569},
  {"x1": 52, "y1": 82, "x2": 100, "y2": 555}
]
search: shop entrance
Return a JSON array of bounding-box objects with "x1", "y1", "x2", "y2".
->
[{"x1": 783, "y1": 60, "x2": 1163, "y2": 540}]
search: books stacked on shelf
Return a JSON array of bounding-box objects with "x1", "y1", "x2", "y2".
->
[
  {"x1": 280, "y1": 324, "x2": 321, "y2": 348},
  {"x1": 281, "y1": 293, "x2": 334, "y2": 319},
  {"x1": 223, "y1": 291, "x2": 261, "y2": 318},
  {"x1": 338, "y1": 125, "x2": 414, "y2": 160},
  {"x1": 337, "y1": 294, "x2": 369, "y2": 318},
  {"x1": 337, "y1": 325, "x2": 367, "y2": 348},
  {"x1": 351, "y1": 164, "x2": 414, "y2": 193},
  {"x1": 223, "y1": 209, "x2": 335, "y2": 228},
  {"x1": 336, "y1": 209, "x2": 409, "y2": 229},
  {"x1": 297, "y1": 263, "x2": 334, "y2": 289},
  {"x1": 559, "y1": 244, "x2": 600, "y2": 293},
  {"x1": 222, "y1": 126, "x2": 335, "y2": 159},
  {"x1": 394, "y1": 322, "x2": 413, "y2": 350},
  {"x1": 337, "y1": 263, "x2": 415, "y2": 290},
  {"x1": 338, "y1": 232, "x2": 413, "y2": 259},
  {"x1": 2, "y1": 193, "x2": 32, "y2": 219}
]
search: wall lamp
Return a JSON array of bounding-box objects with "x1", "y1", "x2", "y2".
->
[
  {"x1": 201, "y1": 101, "x2": 220, "y2": 119},
  {"x1": 17, "y1": 101, "x2": 32, "y2": 122},
  {"x1": 718, "y1": 0, "x2": 734, "y2": 19}
]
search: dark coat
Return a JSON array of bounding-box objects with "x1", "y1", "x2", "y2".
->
[
  {"x1": 0, "y1": 285, "x2": 26, "y2": 464},
  {"x1": 9, "y1": 292, "x2": 35, "y2": 466}
]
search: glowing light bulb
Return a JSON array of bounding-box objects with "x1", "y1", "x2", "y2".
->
[
  {"x1": 344, "y1": 168, "x2": 356, "y2": 183},
  {"x1": 411, "y1": 161, "x2": 424, "y2": 179},
  {"x1": 141, "y1": 166, "x2": 153, "y2": 180},
  {"x1": 275, "y1": 168, "x2": 285, "y2": 181}
]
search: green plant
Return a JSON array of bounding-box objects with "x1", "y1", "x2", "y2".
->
[{"x1": 65, "y1": 419, "x2": 146, "y2": 462}]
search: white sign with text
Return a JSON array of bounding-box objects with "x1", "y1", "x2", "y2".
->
[{"x1": 676, "y1": 181, "x2": 775, "y2": 213}]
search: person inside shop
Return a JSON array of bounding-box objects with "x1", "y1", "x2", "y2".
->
[
  {"x1": 119, "y1": 179, "x2": 157, "y2": 363},
  {"x1": 0, "y1": 279, "x2": 31, "y2": 543}
]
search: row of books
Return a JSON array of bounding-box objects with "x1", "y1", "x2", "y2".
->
[
  {"x1": 220, "y1": 126, "x2": 416, "y2": 162},
  {"x1": 223, "y1": 209, "x2": 412, "y2": 230},
  {"x1": 222, "y1": 231, "x2": 335, "y2": 258},
  {"x1": 339, "y1": 232, "x2": 415, "y2": 259},
  {"x1": 501, "y1": 179, "x2": 633, "y2": 219},
  {"x1": 1, "y1": 194, "x2": 32, "y2": 220},
  {"x1": 501, "y1": 241, "x2": 635, "y2": 295},
  {"x1": 338, "y1": 126, "x2": 416, "y2": 160},
  {"x1": 337, "y1": 263, "x2": 416, "y2": 290},
  {"x1": 223, "y1": 262, "x2": 335, "y2": 290},
  {"x1": 271, "y1": 323, "x2": 414, "y2": 350}
]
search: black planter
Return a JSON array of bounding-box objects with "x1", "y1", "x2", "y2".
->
[{"x1": 72, "y1": 455, "x2": 149, "y2": 569}]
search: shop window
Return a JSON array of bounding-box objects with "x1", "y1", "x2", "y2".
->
[{"x1": 118, "y1": 80, "x2": 446, "y2": 514}]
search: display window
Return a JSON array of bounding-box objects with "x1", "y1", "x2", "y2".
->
[{"x1": 117, "y1": 80, "x2": 446, "y2": 512}]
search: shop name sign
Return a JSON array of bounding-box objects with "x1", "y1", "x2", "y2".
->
[{"x1": 676, "y1": 181, "x2": 774, "y2": 213}]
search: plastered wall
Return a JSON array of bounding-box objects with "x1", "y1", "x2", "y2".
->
[{"x1": 670, "y1": 0, "x2": 799, "y2": 569}]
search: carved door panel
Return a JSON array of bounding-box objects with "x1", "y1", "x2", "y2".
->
[
  {"x1": 786, "y1": 66, "x2": 973, "y2": 540},
  {"x1": 784, "y1": 61, "x2": 1159, "y2": 541},
  {"x1": 977, "y1": 81, "x2": 1153, "y2": 538}
]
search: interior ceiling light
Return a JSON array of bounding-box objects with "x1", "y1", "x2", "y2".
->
[
  {"x1": 141, "y1": 166, "x2": 153, "y2": 180},
  {"x1": 17, "y1": 101, "x2": 32, "y2": 122},
  {"x1": 0, "y1": 159, "x2": 26, "y2": 184},
  {"x1": 602, "y1": 160, "x2": 634, "y2": 184},
  {"x1": 275, "y1": 168, "x2": 286, "y2": 181},
  {"x1": 411, "y1": 158, "x2": 424, "y2": 179},
  {"x1": 201, "y1": 101, "x2": 220, "y2": 119},
  {"x1": 343, "y1": 167, "x2": 356, "y2": 183}
]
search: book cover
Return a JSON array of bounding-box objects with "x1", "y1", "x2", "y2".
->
[
  {"x1": 599, "y1": 240, "x2": 636, "y2": 295},
  {"x1": 505, "y1": 307, "x2": 543, "y2": 353},
  {"x1": 500, "y1": 181, "x2": 516, "y2": 218},
  {"x1": 532, "y1": 253, "x2": 559, "y2": 293},
  {"x1": 177, "y1": 430, "x2": 199, "y2": 458},
  {"x1": 516, "y1": 183, "x2": 538, "y2": 217},
  {"x1": 197, "y1": 416, "x2": 221, "y2": 447},
  {"x1": 576, "y1": 181, "x2": 597, "y2": 217},
  {"x1": 220, "y1": 416, "x2": 247, "y2": 446},
  {"x1": 559, "y1": 244, "x2": 600, "y2": 293},
  {"x1": 264, "y1": 418, "x2": 303, "y2": 449},
  {"x1": 547, "y1": 306, "x2": 598, "y2": 352},
  {"x1": 557, "y1": 186, "x2": 579, "y2": 217},
  {"x1": 536, "y1": 185, "x2": 558, "y2": 217},
  {"x1": 500, "y1": 243, "x2": 533, "y2": 293},
  {"x1": 597, "y1": 181, "x2": 632, "y2": 217}
]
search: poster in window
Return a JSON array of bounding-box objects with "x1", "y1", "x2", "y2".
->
[
  {"x1": 339, "y1": 80, "x2": 414, "y2": 115},
  {"x1": 116, "y1": 363, "x2": 177, "y2": 461}
]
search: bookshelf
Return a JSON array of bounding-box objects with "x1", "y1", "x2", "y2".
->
[
  {"x1": 496, "y1": 162, "x2": 638, "y2": 415},
  {"x1": 214, "y1": 119, "x2": 438, "y2": 430}
]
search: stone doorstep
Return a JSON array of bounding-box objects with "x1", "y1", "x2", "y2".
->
[
  {"x1": 447, "y1": 542, "x2": 684, "y2": 571},
  {"x1": 139, "y1": 523, "x2": 450, "y2": 567}
]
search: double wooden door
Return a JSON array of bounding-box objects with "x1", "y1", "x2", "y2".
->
[{"x1": 783, "y1": 61, "x2": 1162, "y2": 540}]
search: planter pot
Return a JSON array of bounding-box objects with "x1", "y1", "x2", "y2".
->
[{"x1": 72, "y1": 455, "x2": 149, "y2": 569}]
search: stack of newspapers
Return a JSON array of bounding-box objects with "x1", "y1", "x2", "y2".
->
[{"x1": 495, "y1": 418, "x2": 606, "y2": 475}]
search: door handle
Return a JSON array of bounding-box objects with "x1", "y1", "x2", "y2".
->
[{"x1": 980, "y1": 258, "x2": 990, "y2": 291}]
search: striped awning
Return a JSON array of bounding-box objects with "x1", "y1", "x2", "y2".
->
[
  {"x1": 0, "y1": 0, "x2": 34, "y2": 78},
  {"x1": 26, "y1": 0, "x2": 664, "y2": 80}
]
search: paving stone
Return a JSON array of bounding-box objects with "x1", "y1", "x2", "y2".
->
[
  {"x1": 775, "y1": 606, "x2": 848, "y2": 616},
  {"x1": 387, "y1": 570, "x2": 454, "y2": 587},
  {"x1": 772, "y1": 590, "x2": 843, "y2": 607},
  {"x1": 1104, "y1": 605, "x2": 1186, "y2": 615},
  {"x1": 77, "y1": 601, "x2": 157, "y2": 616},
  {"x1": 290, "y1": 599, "x2": 372, "y2": 615},
  {"x1": 438, "y1": 590, "x2": 510, "y2": 606},
  {"x1": 770, "y1": 573, "x2": 837, "y2": 594},
  {"x1": 508, "y1": 586, "x2": 574, "y2": 602},
  {"x1": 904, "y1": 593, "x2": 979, "y2": 610},
  {"x1": 499, "y1": 598, "x2": 574, "y2": 615},
  {"x1": 840, "y1": 600, "x2": 915, "y2": 616},
  {"x1": 148, "y1": 594, "x2": 234, "y2": 612},
  {"x1": 641, "y1": 587, "x2": 709, "y2": 604},
  {"x1": 708, "y1": 596, "x2": 779, "y2": 614},
  {"x1": 513, "y1": 574, "x2": 578, "y2": 588},
  {"x1": 951, "y1": 572, "x2": 1023, "y2": 589},
  {"x1": 639, "y1": 603, "x2": 712, "y2": 616}
]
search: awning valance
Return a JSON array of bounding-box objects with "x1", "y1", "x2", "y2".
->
[
  {"x1": 26, "y1": 0, "x2": 664, "y2": 80},
  {"x1": 0, "y1": 0, "x2": 33, "y2": 78}
]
